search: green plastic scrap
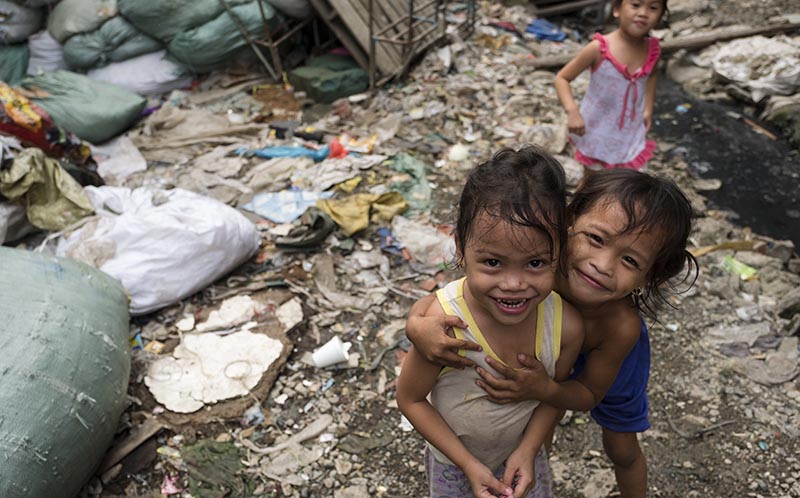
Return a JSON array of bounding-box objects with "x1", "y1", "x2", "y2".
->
[{"x1": 721, "y1": 255, "x2": 758, "y2": 281}]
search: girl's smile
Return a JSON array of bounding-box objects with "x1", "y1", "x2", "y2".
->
[
  {"x1": 563, "y1": 199, "x2": 662, "y2": 308},
  {"x1": 460, "y1": 213, "x2": 558, "y2": 328}
]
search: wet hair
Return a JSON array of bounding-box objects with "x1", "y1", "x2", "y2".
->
[
  {"x1": 612, "y1": 0, "x2": 669, "y2": 23},
  {"x1": 568, "y1": 169, "x2": 697, "y2": 314},
  {"x1": 454, "y1": 145, "x2": 567, "y2": 268}
]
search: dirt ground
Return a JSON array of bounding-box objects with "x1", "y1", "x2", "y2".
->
[{"x1": 87, "y1": 1, "x2": 800, "y2": 498}]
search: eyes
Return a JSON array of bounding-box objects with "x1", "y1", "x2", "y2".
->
[
  {"x1": 482, "y1": 258, "x2": 547, "y2": 269},
  {"x1": 582, "y1": 232, "x2": 642, "y2": 269}
]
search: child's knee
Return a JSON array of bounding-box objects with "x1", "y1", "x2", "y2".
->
[{"x1": 602, "y1": 431, "x2": 642, "y2": 468}]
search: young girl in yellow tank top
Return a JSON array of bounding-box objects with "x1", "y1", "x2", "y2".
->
[{"x1": 396, "y1": 146, "x2": 584, "y2": 498}]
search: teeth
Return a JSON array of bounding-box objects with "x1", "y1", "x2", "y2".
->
[{"x1": 496, "y1": 298, "x2": 527, "y2": 308}]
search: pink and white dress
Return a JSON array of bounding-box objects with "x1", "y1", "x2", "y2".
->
[{"x1": 571, "y1": 33, "x2": 661, "y2": 170}]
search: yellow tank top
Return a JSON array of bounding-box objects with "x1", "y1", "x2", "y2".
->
[{"x1": 429, "y1": 277, "x2": 563, "y2": 471}]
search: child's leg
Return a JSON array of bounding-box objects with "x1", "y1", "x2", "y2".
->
[{"x1": 601, "y1": 428, "x2": 647, "y2": 498}]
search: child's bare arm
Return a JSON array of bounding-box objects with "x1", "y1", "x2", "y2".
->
[
  {"x1": 554, "y1": 41, "x2": 601, "y2": 136},
  {"x1": 643, "y1": 71, "x2": 658, "y2": 131},
  {"x1": 396, "y1": 346, "x2": 513, "y2": 498},
  {"x1": 482, "y1": 310, "x2": 641, "y2": 410},
  {"x1": 406, "y1": 293, "x2": 481, "y2": 368}
]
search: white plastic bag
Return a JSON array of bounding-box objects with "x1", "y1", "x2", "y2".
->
[
  {"x1": 26, "y1": 29, "x2": 68, "y2": 75},
  {"x1": 87, "y1": 50, "x2": 192, "y2": 96},
  {"x1": 56, "y1": 186, "x2": 260, "y2": 315}
]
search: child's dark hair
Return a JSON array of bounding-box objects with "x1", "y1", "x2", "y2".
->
[
  {"x1": 568, "y1": 169, "x2": 697, "y2": 314},
  {"x1": 455, "y1": 145, "x2": 567, "y2": 267}
]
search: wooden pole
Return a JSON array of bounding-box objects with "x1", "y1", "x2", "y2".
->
[{"x1": 524, "y1": 22, "x2": 800, "y2": 69}]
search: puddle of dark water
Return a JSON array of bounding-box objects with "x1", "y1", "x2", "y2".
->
[{"x1": 652, "y1": 76, "x2": 800, "y2": 248}]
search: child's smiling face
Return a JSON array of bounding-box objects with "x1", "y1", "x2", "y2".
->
[
  {"x1": 460, "y1": 213, "x2": 558, "y2": 328},
  {"x1": 615, "y1": 0, "x2": 665, "y2": 36},
  {"x1": 564, "y1": 198, "x2": 662, "y2": 308}
]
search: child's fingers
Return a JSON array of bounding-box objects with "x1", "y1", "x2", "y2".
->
[
  {"x1": 513, "y1": 476, "x2": 533, "y2": 498},
  {"x1": 440, "y1": 349, "x2": 475, "y2": 368},
  {"x1": 450, "y1": 337, "x2": 481, "y2": 352},
  {"x1": 484, "y1": 356, "x2": 518, "y2": 379},
  {"x1": 475, "y1": 374, "x2": 515, "y2": 403},
  {"x1": 487, "y1": 477, "x2": 514, "y2": 498},
  {"x1": 441, "y1": 315, "x2": 468, "y2": 330},
  {"x1": 501, "y1": 465, "x2": 517, "y2": 490},
  {"x1": 516, "y1": 353, "x2": 544, "y2": 371}
]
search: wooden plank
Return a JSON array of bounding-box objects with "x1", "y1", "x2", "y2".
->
[
  {"x1": 525, "y1": 21, "x2": 800, "y2": 69},
  {"x1": 328, "y1": 0, "x2": 403, "y2": 73},
  {"x1": 313, "y1": 0, "x2": 451, "y2": 80}
]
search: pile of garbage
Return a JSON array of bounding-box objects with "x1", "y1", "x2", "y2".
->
[{"x1": 1, "y1": 1, "x2": 799, "y2": 497}]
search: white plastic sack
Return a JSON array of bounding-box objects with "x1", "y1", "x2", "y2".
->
[
  {"x1": 87, "y1": 50, "x2": 191, "y2": 96},
  {"x1": 56, "y1": 186, "x2": 260, "y2": 315},
  {"x1": 26, "y1": 30, "x2": 67, "y2": 75},
  {"x1": 694, "y1": 35, "x2": 800, "y2": 102},
  {"x1": 89, "y1": 135, "x2": 147, "y2": 184},
  {"x1": 391, "y1": 215, "x2": 455, "y2": 269}
]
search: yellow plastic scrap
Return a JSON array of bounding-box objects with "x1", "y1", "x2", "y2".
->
[
  {"x1": 335, "y1": 176, "x2": 362, "y2": 193},
  {"x1": 721, "y1": 255, "x2": 758, "y2": 281},
  {"x1": 317, "y1": 192, "x2": 408, "y2": 236},
  {"x1": 0, "y1": 148, "x2": 94, "y2": 231}
]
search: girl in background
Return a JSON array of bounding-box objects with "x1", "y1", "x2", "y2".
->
[{"x1": 555, "y1": 0, "x2": 668, "y2": 173}]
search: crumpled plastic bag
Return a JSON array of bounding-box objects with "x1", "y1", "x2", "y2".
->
[
  {"x1": 316, "y1": 192, "x2": 408, "y2": 237},
  {"x1": 694, "y1": 35, "x2": 800, "y2": 102},
  {"x1": 56, "y1": 186, "x2": 260, "y2": 315},
  {"x1": 0, "y1": 148, "x2": 94, "y2": 231}
]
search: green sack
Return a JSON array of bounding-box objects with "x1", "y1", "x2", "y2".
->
[
  {"x1": 0, "y1": 246, "x2": 130, "y2": 498},
  {"x1": 47, "y1": 0, "x2": 117, "y2": 43},
  {"x1": 23, "y1": 70, "x2": 146, "y2": 144},
  {"x1": 63, "y1": 16, "x2": 163, "y2": 70},
  {"x1": 167, "y1": 0, "x2": 281, "y2": 70},
  {"x1": 0, "y1": 43, "x2": 29, "y2": 86},
  {"x1": 288, "y1": 55, "x2": 369, "y2": 104},
  {"x1": 118, "y1": 0, "x2": 251, "y2": 42}
]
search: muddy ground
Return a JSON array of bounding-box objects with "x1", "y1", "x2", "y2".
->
[{"x1": 88, "y1": 1, "x2": 800, "y2": 498}]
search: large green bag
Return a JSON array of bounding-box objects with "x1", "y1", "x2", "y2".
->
[
  {"x1": 23, "y1": 70, "x2": 146, "y2": 144},
  {"x1": 0, "y1": 43, "x2": 29, "y2": 86},
  {"x1": 63, "y1": 16, "x2": 163, "y2": 70},
  {"x1": 118, "y1": 0, "x2": 251, "y2": 42},
  {"x1": 167, "y1": 0, "x2": 281, "y2": 70},
  {"x1": 0, "y1": 247, "x2": 130, "y2": 498}
]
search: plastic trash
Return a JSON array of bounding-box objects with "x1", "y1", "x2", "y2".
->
[{"x1": 525, "y1": 19, "x2": 567, "y2": 42}]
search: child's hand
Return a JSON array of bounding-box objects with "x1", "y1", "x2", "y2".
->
[
  {"x1": 464, "y1": 459, "x2": 514, "y2": 498},
  {"x1": 502, "y1": 449, "x2": 536, "y2": 498},
  {"x1": 567, "y1": 109, "x2": 586, "y2": 136},
  {"x1": 644, "y1": 110, "x2": 652, "y2": 132},
  {"x1": 406, "y1": 314, "x2": 480, "y2": 368},
  {"x1": 476, "y1": 354, "x2": 551, "y2": 404}
]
